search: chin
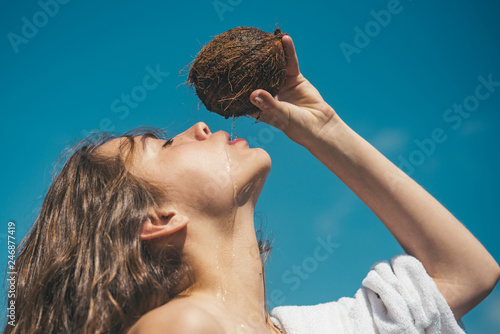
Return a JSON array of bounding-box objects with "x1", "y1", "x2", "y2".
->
[
  {"x1": 252, "y1": 148, "x2": 272, "y2": 188},
  {"x1": 253, "y1": 147, "x2": 272, "y2": 170},
  {"x1": 234, "y1": 149, "x2": 271, "y2": 206}
]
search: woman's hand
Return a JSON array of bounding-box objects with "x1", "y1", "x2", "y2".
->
[{"x1": 250, "y1": 35, "x2": 337, "y2": 147}]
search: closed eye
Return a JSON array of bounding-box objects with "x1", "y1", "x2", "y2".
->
[{"x1": 162, "y1": 138, "x2": 174, "y2": 147}]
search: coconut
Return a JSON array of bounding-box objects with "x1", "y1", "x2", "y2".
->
[{"x1": 187, "y1": 27, "x2": 287, "y2": 118}]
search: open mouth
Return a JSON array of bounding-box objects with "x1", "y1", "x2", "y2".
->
[{"x1": 229, "y1": 138, "x2": 247, "y2": 145}]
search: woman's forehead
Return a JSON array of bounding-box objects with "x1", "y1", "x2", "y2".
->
[
  {"x1": 97, "y1": 137, "x2": 129, "y2": 156},
  {"x1": 97, "y1": 135, "x2": 158, "y2": 161},
  {"x1": 95, "y1": 130, "x2": 170, "y2": 165}
]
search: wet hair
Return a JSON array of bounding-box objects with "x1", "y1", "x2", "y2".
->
[
  {"x1": 3, "y1": 128, "x2": 192, "y2": 334},
  {"x1": 3, "y1": 128, "x2": 273, "y2": 334}
]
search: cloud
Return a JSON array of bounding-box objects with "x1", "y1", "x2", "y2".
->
[
  {"x1": 487, "y1": 292, "x2": 500, "y2": 326},
  {"x1": 313, "y1": 191, "x2": 359, "y2": 237},
  {"x1": 459, "y1": 119, "x2": 489, "y2": 136}
]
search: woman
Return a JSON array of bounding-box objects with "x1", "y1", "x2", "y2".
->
[{"x1": 6, "y1": 35, "x2": 499, "y2": 334}]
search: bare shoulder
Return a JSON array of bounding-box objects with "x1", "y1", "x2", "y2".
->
[{"x1": 127, "y1": 299, "x2": 225, "y2": 334}]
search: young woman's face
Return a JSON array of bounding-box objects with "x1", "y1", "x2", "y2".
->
[{"x1": 102, "y1": 122, "x2": 271, "y2": 215}]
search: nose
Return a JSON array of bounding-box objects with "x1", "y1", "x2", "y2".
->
[{"x1": 190, "y1": 122, "x2": 211, "y2": 141}]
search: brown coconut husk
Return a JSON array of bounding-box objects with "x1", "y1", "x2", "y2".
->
[{"x1": 187, "y1": 27, "x2": 287, "y2": 118}]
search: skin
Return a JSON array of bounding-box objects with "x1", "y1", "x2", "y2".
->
[
  {"x1": 125, "y1": 35, "x2": 500, "y2": 333},
  {"x1": 101, "y1": 125, "x2": 276, "y2": 333}
]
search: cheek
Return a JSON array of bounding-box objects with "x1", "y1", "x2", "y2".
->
[{"x1": 166, "y1": 151, "x2": 237, "y2": 212}]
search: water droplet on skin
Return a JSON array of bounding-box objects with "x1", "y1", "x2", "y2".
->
[
  {"x1": 222, "y1": 288, "x2": 227, "y2": 302},
  {"x1": 218, "y1": 118, "x2": 250, "y2": 306},
  {"x1": 223, "y1": 143, "x2": 239, "y2": 207},
  {"x1": 215, "y1": 242, "x2": 221, "y2": 301},
  {"x1": 238, "y1": 324, "x2": 248, "y2": 333},
  {"x1": 226, "y1": 153, "x2": 231, "y2": 173}
]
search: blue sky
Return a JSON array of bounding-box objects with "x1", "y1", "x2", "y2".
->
[{"x1": 1, "y1": 0, "x2": 500, "y2": 331}]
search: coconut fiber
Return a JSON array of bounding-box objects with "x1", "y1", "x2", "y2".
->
[{"x1": 187, "y1": 27, "x2": 287, "y2": 118}]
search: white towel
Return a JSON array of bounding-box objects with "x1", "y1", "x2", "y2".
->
[{"x1": 270, "y1": 254, "x2": 466, "y2": 333}]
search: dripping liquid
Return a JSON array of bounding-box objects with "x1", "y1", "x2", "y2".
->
[{"x1": 230, "y1": 115, "x2": 238, "y2": 140}]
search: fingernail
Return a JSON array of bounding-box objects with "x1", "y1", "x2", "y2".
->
[{"x1": 254, "y1": 95, "x2": 264, "y2": 104}]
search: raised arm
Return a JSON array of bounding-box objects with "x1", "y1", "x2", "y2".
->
[{"x1": 251, "y1": 35, "x2": 500, "y2": 320}]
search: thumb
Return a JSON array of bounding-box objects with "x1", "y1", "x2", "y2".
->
[{"x1": 250, "y1": 89, "x2": 290, "y2": 130}]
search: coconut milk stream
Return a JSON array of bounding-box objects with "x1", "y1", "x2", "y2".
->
[{"x1": 230, "y1": 115, "x2": 238, "y2": 140}]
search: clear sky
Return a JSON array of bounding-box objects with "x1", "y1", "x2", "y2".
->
[{"x1": 1, "y1": 0, "x2": 499, "y2": 331}]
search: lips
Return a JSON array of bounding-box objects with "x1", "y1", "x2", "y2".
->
[
  {"x1": 220, "y1": 131, "x2": 247, "y2": 145},
  {"x1": 229, "y1": 138, "x2": 247, "y2": 145}
]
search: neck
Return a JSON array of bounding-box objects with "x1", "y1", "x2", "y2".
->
[{"x1": 183, "y1": 204, "x2": 270, "y2": 328}]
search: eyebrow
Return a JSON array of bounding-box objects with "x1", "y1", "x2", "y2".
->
[{"x1": 140, "y1": 133, "x2": 159, "y2": 150}]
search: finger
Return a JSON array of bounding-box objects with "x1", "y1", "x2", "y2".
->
[
  {"x1": 249, "y1": 109, "x2": 277, "y2": 126},
  {"x1": 282, "y1": 35, "x2": 300, "y2": 77},
  {"x1": 250, "y1": 89, "x2": 279, "y2": 114},
  {"x1": 250, "y1": 89, "x2": 289, "y2": 130}
]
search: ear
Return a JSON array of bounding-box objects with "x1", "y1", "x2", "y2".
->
[{"x1": 140, "y1": 208, "x2": 189, "y2": 241}]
